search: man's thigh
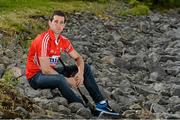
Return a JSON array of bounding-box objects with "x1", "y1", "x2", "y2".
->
[
  {"x1": 36, "y1": 73, "x2": 66, "y2": 89},
  {"x1": 55, "y1": 65, "x2": 78, "y2": 77}
]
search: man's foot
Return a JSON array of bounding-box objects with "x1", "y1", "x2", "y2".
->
[{"x1": 95, "y1": 100, "x2": 120, "y2": 116}]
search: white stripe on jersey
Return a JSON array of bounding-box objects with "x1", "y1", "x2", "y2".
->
[
  {"x1": 41, "y1": 33, "x2": 50, "y2": 57},
  {"x1": 33, "y1": 53, "x2": 40, "y2": 66}
]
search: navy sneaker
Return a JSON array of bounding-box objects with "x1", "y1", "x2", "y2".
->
[{"x1": 96, "y1": 100, "x2": 120, "y2": 116}]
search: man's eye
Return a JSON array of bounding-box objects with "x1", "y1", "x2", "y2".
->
[
  {"x1": 53, "y1": 20, "x2": 58, "y2": 23},
  {"x1": 60, "y1": 22, "x2": 65, "y2": 25}
]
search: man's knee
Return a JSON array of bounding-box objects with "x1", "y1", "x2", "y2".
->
[{"x1": 84, "y1": 63, "x2": 92, "y2": 72}]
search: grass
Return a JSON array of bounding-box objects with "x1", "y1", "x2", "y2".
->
[
  {"x1": 0, "y1": 0, "x2": 125, "y2": 48},
  {"x1": 0, "y1": 0, "x2": 117, "y2": 31}
]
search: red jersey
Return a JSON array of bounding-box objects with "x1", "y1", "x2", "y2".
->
[{"x1": 26, "y1": 29, "x2": 74, "y2": 80}]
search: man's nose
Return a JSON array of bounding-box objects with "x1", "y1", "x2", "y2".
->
[{"x1": 56, "y1": 24, "x2": 62, "y2": 29}]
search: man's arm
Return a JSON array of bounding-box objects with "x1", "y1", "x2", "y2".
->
[
  {"x1": 68, "y1": 49, "x2": 84, "y2": 86},
  {"x1": 39, "y1": 56, "x2": 78, "y2": 88},
  {"x1": 39, "y1": 57, "x2": 59, "y2": 74}
]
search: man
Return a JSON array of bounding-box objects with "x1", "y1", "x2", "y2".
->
[{"x1": 26, "y1": 10, "x2": 117, "y2": 115}]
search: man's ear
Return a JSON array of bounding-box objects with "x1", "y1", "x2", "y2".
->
[{"x1": 48, "y1": 20, "x2": 51, "y2": 27}]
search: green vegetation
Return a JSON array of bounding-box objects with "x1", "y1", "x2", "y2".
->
[
  {"x1": 120, "y1": 0, "x2": 150, "y2": 16},
  {"x1": 0, "y1": 0, "x2": 124, "y2": 49},
  {"x1": 0, "y1": 78, "x2": 35, "y2": 118},
  {"x1": 139, "y1": 0, "x2": 180, "y2": 8},
  {"x1": 0, "y1": 0, "x2": 113, "y2": 31},
  {"x1": 2, "y1": 70, "x2": 20, "y2": 87},
  {"x1": 0, "y1": 0, "x2": 118, "y2": 48},
  {"x1": 1, "y1": 0, "x2": 179, "y2": 32},
  {"x1": 120, "y1": 0, "x2": 179, "y2": 16}
]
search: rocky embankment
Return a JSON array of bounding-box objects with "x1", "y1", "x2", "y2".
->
[{"x1": 0, "y1": 10, "x2": 180, "y2": 119}]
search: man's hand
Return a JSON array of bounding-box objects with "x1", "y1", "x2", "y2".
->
[
  {"x1": 74, "y1": 71, "x2": 84, "y2": 87},
  {"x1": 68, "y1": 49, "x2": 84, "y2": 87},
  {"x1": 66, "y1": 77, "x2": 78, "y2": 88}
]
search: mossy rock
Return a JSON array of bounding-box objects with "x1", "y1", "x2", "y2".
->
[{"x1": 0, "y1": 80, "x2": 35, "y2": 118}]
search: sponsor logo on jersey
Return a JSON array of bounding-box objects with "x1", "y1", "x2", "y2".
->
[{"x1": 49, "y1": 55, "x2": 59, "y2": 65}]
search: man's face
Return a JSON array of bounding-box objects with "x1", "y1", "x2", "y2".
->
[{"x1": 49, "y1": 15, "x2": 65, "y2": 35}]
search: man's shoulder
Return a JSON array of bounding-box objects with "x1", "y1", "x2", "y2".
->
[
  {"x1": 33, "y1": 31, "x2": 49, "y2": 42},
  {"x1": 61, "y1": 35, "x2": 71, "y2": 44},
  {"x1": 61, "y1": 35, "x2": 68, "y2": 40}
]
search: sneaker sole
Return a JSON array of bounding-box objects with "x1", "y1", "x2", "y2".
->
[{"x1": 96, "y1": 108, "x2": 120, "y2": 116}]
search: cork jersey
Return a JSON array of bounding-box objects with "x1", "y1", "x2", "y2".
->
[{"x1": 26, "y1": 29, "x2": 74, "y2": 80}]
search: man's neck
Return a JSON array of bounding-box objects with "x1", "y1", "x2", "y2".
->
[
  {"x1": 55, "y1": 33, "x2": 60, "y2": 45},
  {"x1": 55, "y1": 33, "x2": 60, "y2": 40}
]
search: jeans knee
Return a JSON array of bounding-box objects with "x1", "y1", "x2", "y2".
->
[{"x1": 85, "y1": 63, "x2": 92, "y2": 72}]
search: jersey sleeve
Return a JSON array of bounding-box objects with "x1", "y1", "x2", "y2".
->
[
  {"x1": 35, "y1": 33, "x2": 49, "y2": 57},
  {"x1": 64, "y1": 39, "x2": 74, "y2": 54}
]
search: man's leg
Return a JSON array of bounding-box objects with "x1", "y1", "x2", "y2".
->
[
  {"x1": 29, "y1": 72, "x2": 83, "y2": 104},
  {"x1": 59, "y1": 64, "x2": 104, "y2": 103},
  {"x1": 83, "y1": 64, "x2": 104, "y2": 103},
  {"x1": 82, "y1": 65, "x2": 120, "y2": 115},
  {"x1": 58, "y1": 64, "x2": 119, "y2": 115}
]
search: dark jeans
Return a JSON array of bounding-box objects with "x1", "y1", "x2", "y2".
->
[{"x1": 28, "y1": 63, "x2": 104, "y2": 104}]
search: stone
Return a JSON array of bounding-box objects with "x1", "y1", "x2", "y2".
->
[
  {"x1": 69, "y1": 102, "x2": 84, "y2": 113},
  {"x1": 0, "y1": 64, "x2": 5, "y2": 78}
]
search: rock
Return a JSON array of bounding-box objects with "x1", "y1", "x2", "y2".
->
[
  {"x1": 172, "y1": 85, "x2": 180, "y2": 97},
  {"x1": 101, "y1": 55, "x2": 116, "y2": 65},
  {"x1": 153, "y1": 83, "x2": 165, "y2": 92},
  {"x1": 169, "y1": 96, "x2": 180, "y2": 104},
  {"x1": 14, "y1": 107, "x2": 30, "y2": 118},
  {"x1": 4, "y1": 49, "x2": 15, "y2": 58},
  {"x1": 32, "y1": 104, "x2": 46, "y2": 114},
  {"x1": 45, "y1": 110, "x2": 66, "y2": 119},
  {"x1": 149, "y1": 14, "x2": 161, "y2": 22},
  {"x1": 58, "y1": 105, "x2": 71, "y2": 114},
  {"x1": 0, "y1": 56, "x2": 10, "y2": 65},
  {"x1": 0, "y1": 64, "x2": 5, "y2": 78},
  {"x1": 122, "y1": 110, "x2": 139, "y2": 118},
  {"x1": 171, "y1": 104, "x2": 180, "y2": 113},
  {"x1": 53, "y1": 97, "x2": 68, "y2": 106},
  {"x1": 1, "y1": 8, "x2": 180, "y2": 119},
  {"x1": 40, "y1": 89, "x2": 53, "y2": 99},
  {"x1": 111, "y1": 31, "x2": 121, "y2": 41},
  {"x1": 69, "y1": 102, "x2": 84, "y2": 113},
  {"x1": 9, "y1": 67, "x2": 22, "y2": 78},
  {"x1": 150, "y1": 72, "x2": 159, "y2": 81},
  {"x1": 45, "y1": 101, "x2": 59, "y2": 112},
  {"x1": 151, "y1": 103, "x2": 167, "y2": 113},
  {"x1": 0, "y1": 33, "x2": 3, "y2": 39},
  {"x1": 76, "y1": 107, "x2": 91, "y2": 118},
  {"x1": 24, "y1": 88, "x2": 41, "y2": 98}
]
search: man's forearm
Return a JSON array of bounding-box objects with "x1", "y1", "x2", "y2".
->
[
  {"x1": 76, "y1": 56, "x2": 84, "y2": 74},
  {"x1": 42, "y1": 66, "x2": 59, "y2": 74}
]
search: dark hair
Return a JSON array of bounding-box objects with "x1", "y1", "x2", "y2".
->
[{"x1": 49, "y1": 10, "x2": 66, "y2": 22}]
